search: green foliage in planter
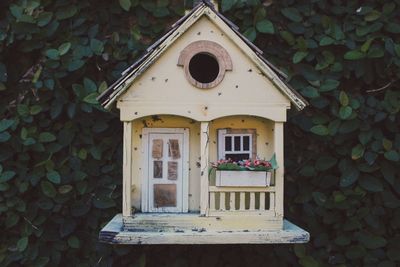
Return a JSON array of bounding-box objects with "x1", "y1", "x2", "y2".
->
[{"x1": 0, "y1": 0, "x2": 399, "y2": 266}]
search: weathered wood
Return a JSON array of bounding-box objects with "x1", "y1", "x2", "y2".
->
[
  {"x1": 269, "y1": 192, "x2": 275, "y2": 211},
  {"x1": 260, "y1": 192, "x2": 266, "y2": 210},
  {"x1": 200, "y1": 122, "x2": 209, "y2": 215},
  {"x1": 239, "y1": 192, "x2": 245, "y2": 211},
  {"x1": 99, "y1": 214, "x2": 309, "y2": 244},
  {"x1": 122, "y1": 121, "x2": 133, "y2": 217},
  {"x1": 215, "y1": 170, "x2": 271, "y2": 187},
  {"x1": 274, "y1": 122, "x2": 284, "y2": 218},
  {"x1": 249, "y1": 192, "x2": 256, "y2": 210},
  {"x1": 209, "y1": 192, "x2": 216, "y2": 211},
  {"x1": 219, "y1": 192, "x2": 226, "y2": 211},
  {"x1": 209, "y1": 186, "x2": 275, "y2": 193},
  {"x1": 229, "y1": 192, "x2": 235, "y2": 210}
]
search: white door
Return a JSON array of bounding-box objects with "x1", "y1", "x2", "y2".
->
[{"x1": 142, "y1": 128, "x2": 189, "y2": 212}]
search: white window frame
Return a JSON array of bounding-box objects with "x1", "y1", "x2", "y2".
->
[{"x1": 217, "y1": 129, "x2": 253, "y2": 160}]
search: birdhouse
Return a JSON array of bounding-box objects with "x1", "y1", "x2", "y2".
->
[{"x1": 99, "y1": 1, "x2": 309, "y2": 244}]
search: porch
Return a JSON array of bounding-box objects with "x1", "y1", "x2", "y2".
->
[{"x1": 99, "y1": 214, "x2": 310, "y2": 245}]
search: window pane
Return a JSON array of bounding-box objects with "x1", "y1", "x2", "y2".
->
[
  {"x1": 234, "y1": 136, "x2": 241, "y2": 151},
  {"x1": 154, "y1": 184, "x2": 176, "y2": 207},
  {"x1": 168, "y1": 139, "x2": 181, "y2": 159},
  {"x1": 225, "y1": 153, "x2": 250, "y2": 162},
  {"x1": 225, "y1": 136, "x2": 232, "y2": 151},
  {"x1": 243, "y1": 136, "x2": 250, "y2": 151},
  {"x1": 153, "y1": 161, "x2": 163, "y2": 178},
  {"x1": 168, "y1": 161, "x2": 178, "y2": 180}
]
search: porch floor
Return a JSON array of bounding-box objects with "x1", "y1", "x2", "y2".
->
[{"x1": 99, "y1": 213, "x2": 309, "y2": 245}]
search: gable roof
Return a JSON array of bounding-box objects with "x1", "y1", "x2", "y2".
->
[{"x1": 98, "y1": 0, "x2": 308, "y2": 110}]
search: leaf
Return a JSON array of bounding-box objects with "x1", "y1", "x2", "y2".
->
[
  {"x1": 384, "y1": 150, "x2": 399, "y2": 161},
  {"x1": 351, "y1": 144, "x2": 364, "y2": 160},
  {"x1": 39, "y1": 132, "x2": 56, "y2": 143},
  {"x1": 58, "y1": 42, "x2": 71, "y2": 56},
  {"x1": 221, "y1": 0, "x2": 236, "y2": 12},
  {"x1": 17, "y1": 237, "x2": 28, "y2": 252},
  {"x1": 83, "y1": 93, "x2": 99, "y2": 104},
  {"x1": 293, "y1": 51, "x2": 308, "y2": 64},
  {"x1": 312, "y1": 192, "x2": 327, "y2": 206},
  {"x1": 359, "y1": 175, "x2": 383, "y2": 192},
  {"x1": 320, "y1": 79, "x2": 340, "y2": 92},
  {"x1": 90, "y1": 39, "x2": 104, "y2": 55},
  {"x1": 0, "y1": 171, "x2": 16, "y2": 183},
  {"x1": 310, "y1": 125, "x2": 329, "y2": 136},
  {"x1": 256, "y1": 19, "x2": 274, "y2": 34},
  {"x1": 340, "y1": 167, "x2": 359, "y2": 187},
  {"x1": 357, "y1": 232, "x2": 387, "y2": 249},
  {"x1": 68, "y1": 60, "x2": 85, "y2": 72},
  {"x1": 119, "y1": 0, "x2": 131, "y2": 11},
  {"x1": 0, "y1": 132, "x2": 11, "y2": 142},
  {"x1": 59, "y1": 185, "x2": 73, "y2": 194},
  {"x1": 365, "y1": 10, "x2": 381, "y2": 21},
  {"x1": 17, "y1": 104, "x2": 29, "y2": 116},
  {"x1": 46, "y1": 49, "x2": 60, "y2": 60},
  {"x1": 344, "y1": 50, "x2": 366, "y2": 60},
  {"x1": 243, "y1": 27, "x2": 256, "y2": 42},
  {"x1": 339, "y1": 106, "x2": 352, "y2": 120},
  {"x1": 281, "y1": 8, "x2": 302, "y2": 22},
  {"x1": 40, "y1": 181, "x2": 57, "y2": 197},
  {"x1": 315, "y1": 156, "x2": 337, "y2": 171},
  {"x1": 339, "y1": 91, "x2": 349, "y2": 106},
  {"x1": 68, "y1": 236, "x2": 80, "y2": 248},
  {"x1": 0, "y1": 119, "x2": 14, "y2": 132},
  {"x1": 47, "y1": 170, "x2": 61, "y2": 184},
  {"x1": 93, "y1": 197, "x2": 115, "y2": 209},
  {"x1": 56, "y1": 6, "x2": 77, "y2": 20}
]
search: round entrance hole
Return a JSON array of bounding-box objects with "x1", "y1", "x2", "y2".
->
[{"x1": 188, "y1": 53, "x2": 219, "y2": 84}]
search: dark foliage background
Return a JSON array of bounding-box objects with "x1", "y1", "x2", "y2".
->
[{"x1": 0, "y1": 0, "x2": 399, "y2": 266}]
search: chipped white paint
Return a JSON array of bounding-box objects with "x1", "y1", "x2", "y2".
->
[
  {"x1": 99, "y1": 214, "x2": 310, "y2": 244},
  {"x1": 215, "y1": 170, "x2": 271, "y2": 187},
  {"x1": 200, "y1": 122, "x2": 209, "y2": 215},
  {"x1": 274, "y1": 122, "x2": 284, "y2": 218},
  {"x1": 122, "y1": 121, "x2": 133, "y2": 217}
]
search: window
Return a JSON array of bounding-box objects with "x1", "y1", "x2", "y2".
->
[{"x1": 218, "y1": 129, "x2": 257, "y2": 161}]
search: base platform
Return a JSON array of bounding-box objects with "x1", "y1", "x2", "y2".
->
[{"x1": 99, "y1": 213, "x2": 309, "y2": 245}]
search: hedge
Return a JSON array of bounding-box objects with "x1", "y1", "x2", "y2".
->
[{"x1": 0, "y1": 0, "x2": 399, "y2": 266}]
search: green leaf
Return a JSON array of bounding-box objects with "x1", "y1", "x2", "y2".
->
[
  {"x1": 90, "y1": 39, "x2": 104, "y2": 55},
  {"x1": 58, "y1": 185, "x2": 73, "y2": 194},
  {"x1": 293, "y1": 51, "x2": 308, "y2": 64},
  {"x1": 30, "y1": 105, "x2": 42, "y2": 115},
  {"x1": 256, "y1": 19, "x2": 274, "y2": 34},
  {"x1": 0, "y1": 171, "x2": 16, "y2": 183},
  {"x1": 340, "y1": 167, "x2": 359, "y2": 187},
  {"x1": 221, "y1": 0, "x2": 236, "y2": 12},
  {"x1": 299, "y1": 256, "x2": 319, "y2": 267},
  {"x1": 40, "y1": 181, "x2": 57, "y2": 197},
  {"x1": 0, "y1": 132, "x2": 11, "y2": 142},
  {"x1": 319, "y1": 36, "x2": 335, "y2": 46},
  {"x1": 339, "y1": 91, "x2": 349, "y2": 106},
  {"x1": 359, "y1": 175, "x2": 383, "y2": 192},
  {"x1": 56, "y1": 6, "x2": 77, "y2": 20},
  {"x1": 83, "y1": 93, "x2": 99, "y2": 104},
  {"x1": 364, "y1": 10, "x2": 381, "y2": 21},
  {"x1": 339, "y1": 106, "x2": 352, "y2": 120},
  {"x1": 17, "y1": 104, "x2": 29, "y2": 116},
  {"x1": 47, "y1": 170, "x2": 61, "y2": 184},
  {"x1": 315, "y1": 156, "x2": 337, "y2": 171},
  {"x1": 243, "y1": 27, "x2": 256, "y2": 42},
  {"x1": 0, "y1": 119, "x2": 14, "y2": 132},
  {"x1": 58, "y1": 42, "x2": 71, "y2": 56},
  {"x1": 93, "y1": 197, "x2": 115, "y2": 209},
  {"x1": 351, "y1": 144, "x2": 364, "y2": 160},
  {"x1": 119, "y1": 0, "x2": 131, "y2": 11},
  {"x1": 344, "y1": 50, "x2": 366, "y2": 60},
  {"x1": 39, "y1": 132, "x2": 56, "y2": 143},
  {"x1": 312, "y1": 192, "x2": 327, "y2": 206},
  {"x1": 281, "y1": 8, "x2": 302, "y2": 22},
  {"x1": 384, "y1": 150, "x2": 400, "y2": 161},
  {"x1": 46, "y1": 49, "x2": 60, "y2": 60},
  {"x1": 310, "y1": 125, "x2": 329, "y2": 136},
  {"x1": 17, "y1": 237, "x2": 28, "y2": 252},
  {"x1": 357, "y1": 232, "x2": 387, "y2": 249},
  {"x1": 68, "y1": 60, "x2": 85, "y2": 72},
  {"x1": 68, "y1": 236, "x2": 80, "y2": 248},
  {"x1": 320, "y1": 79, "x2": 340, "y2": 92},
  {"x1": 294, "y1": 244, "x2": 306, "y2": 258}
]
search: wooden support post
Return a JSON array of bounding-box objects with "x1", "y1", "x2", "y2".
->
[
  {"x1": 123, "y1": 121, "x2": 133, "y2": 217},
  {"x1": 274, "y1": 122, "x2": 284, "y2": 218},
  {"x1": 200, "y1": 121, "x2": 210, "y2": 216}
]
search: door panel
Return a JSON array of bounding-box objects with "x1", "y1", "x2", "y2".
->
[{"x1": 148, "y1": 133, "x2": 184, "y2": 212}]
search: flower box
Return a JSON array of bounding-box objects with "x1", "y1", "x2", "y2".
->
[{"x1": 215, "y1": 170, "x2": 272, "y2": 187}]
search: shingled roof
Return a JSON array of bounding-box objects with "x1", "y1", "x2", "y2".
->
[{"x1": 97, "y1": 0, "x2": 308, "y2": 110}]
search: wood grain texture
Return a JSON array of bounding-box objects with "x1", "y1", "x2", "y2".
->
[
  {"x1": 122, "y1": 121, "x2": 133, "y2": 216},
  {"x1": 200, "y1": 122, "x2": 209, "y2": 215},
  {"x1": 99, "y1": 214, "x2": 309, "y2": 244}
]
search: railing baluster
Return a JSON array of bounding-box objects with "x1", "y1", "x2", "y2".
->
[
  {"x1": 220, "y1": 192, "x2": 226, "y2": 211},
  {"x1": 269, "y1": 192, "x2": 275, "y2": 210},
  {"x1": 239, "y1": 192, "x2": 245, "y2": 210},
  {"x1": 259, "y1": 192, "x2": 265, "y2": 210},
  {"x1": 230, "y1": 192, "x2": 235, "y2": 210},
  {"x1": 249, "y1": 192, "x2": 255, "y2": 210},
  {"x1": 210, "y1": 192, "x2": 216, "y2": 211}
]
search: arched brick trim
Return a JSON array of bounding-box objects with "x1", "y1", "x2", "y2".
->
[{"x1": 177, "y1": 40, "x2": 232, "y2": 89}]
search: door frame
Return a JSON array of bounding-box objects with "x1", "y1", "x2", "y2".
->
[{"x1": 141, "y1": 128, "x2": 189, "y2": 212}]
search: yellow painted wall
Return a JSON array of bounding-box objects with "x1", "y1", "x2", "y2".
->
[
  {"x1": 131, "y1": 115, "x2": 274, "y2": 212},
  {"x1": 118, "y1": 16, "x2": 290, "y2": 122}
]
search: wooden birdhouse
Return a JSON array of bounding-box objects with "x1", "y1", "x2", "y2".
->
[{"x1": 99, "y1": 0, "x2": 309, "y2": 244}]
